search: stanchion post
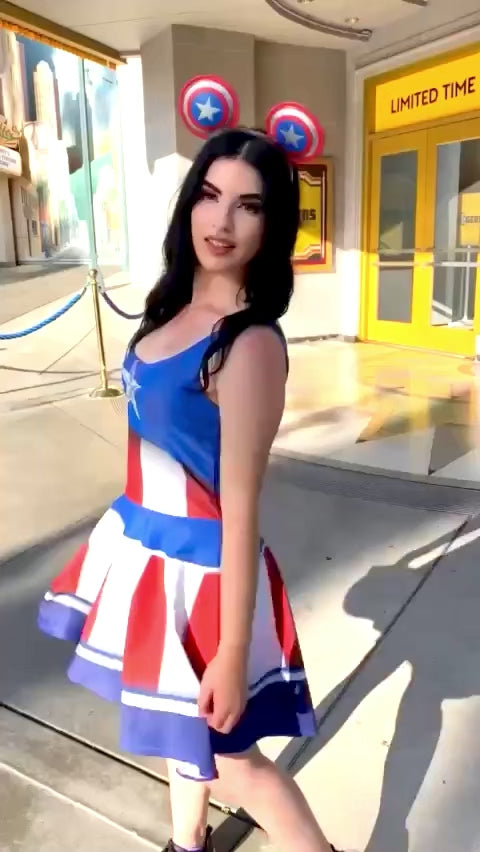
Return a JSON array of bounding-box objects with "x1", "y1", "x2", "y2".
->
[{"x1": 88, "y1": 267, "x2": 122, "y2": 399}]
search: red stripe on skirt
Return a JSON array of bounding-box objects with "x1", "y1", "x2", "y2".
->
[
  {"x1": 125, "y1": 430, "x2": 143, "y2": 503},
  {"x1": 183, "y1": 573, "x2": 220, "y2": 680},
  {"x1": 264, "y1": 547, "x2": 303, "y2": 669},
  {"x1": 185, "y1": 473, "x2": 220, "y2": 520},
  {"x1": 51, "y1": 543, "x2": 88, "y2": 596},
  {"x1": 123, "y1": 556, "x2": 166, "y2": 692}
]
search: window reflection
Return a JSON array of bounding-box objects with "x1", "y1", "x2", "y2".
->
[{"x1": 432, "y1": 139, "x2": 480, "y2": 327}]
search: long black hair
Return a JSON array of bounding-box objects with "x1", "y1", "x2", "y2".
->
[{"x1": 130, "y1": 127, "x2": 300, "y2": 387}]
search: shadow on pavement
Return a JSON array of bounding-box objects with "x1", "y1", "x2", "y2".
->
[
  {"x1": 3, "y1": 453, "x2": 477, "y2": 850},
  {"x1": 276, "y1": 518, "x2": 480, "y2": 852},
  {"x1": 0, "y1": 518, "x2": 97, "y2": 707},
  {"x1": 0, "y1": 518, "x2": 258, "y2": 852}
]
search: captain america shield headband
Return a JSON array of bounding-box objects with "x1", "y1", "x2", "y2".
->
[
  {"x1": 265, "y1": 101, "x2": 325, "y2": 161},
  {"x1": 178, "y1": 75, "x2": 240, "y2": 139}
]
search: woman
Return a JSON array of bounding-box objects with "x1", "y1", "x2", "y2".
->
[{"x1": 38, "y1": 128, "x2": 352, "y2": 852}]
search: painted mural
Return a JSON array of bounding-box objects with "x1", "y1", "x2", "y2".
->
[{"x1": 0, "y1": 27, "x2": 124, "y2": 265}]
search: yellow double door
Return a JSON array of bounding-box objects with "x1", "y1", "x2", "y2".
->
[{"x1": 365, "y1": 117, "x2": 480, "y2": 356}]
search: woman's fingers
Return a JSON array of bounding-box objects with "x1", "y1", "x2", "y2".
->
[
  {"x1": 210, "y1": 710, "x2": 239, "y2": 734},
  {"x1": 198, "y1": 682, "x2": 213, "y2": 717}
]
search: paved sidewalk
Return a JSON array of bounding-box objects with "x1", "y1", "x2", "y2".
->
[
  {"x1": 0, "y1": 262, "x2": 120, "y2": 326},
  {"x1": 2, "y1": 277, "x2": 480, "y2": 851},
  {"x1": 0, "y1": 707, "x2": 252, "y2": 852}
]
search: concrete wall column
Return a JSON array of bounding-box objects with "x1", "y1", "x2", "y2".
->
[
  {"x1": 0, "y1": 175, "x2": 15, "y2": 264},
  {"x1": 120, "y1": 25, "x2": 255, "y2": 291},
  {"x1": 255, "y1": 41, "x2": 346, "y2": 339},
  {"x1": 121, "y1": 25, "x2": 349, "y2": 340}
]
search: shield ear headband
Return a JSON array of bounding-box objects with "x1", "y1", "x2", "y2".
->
[
  {"x1": 178, "y1": 75, "x2": 240, "y2": 138},
  {"x1": 264, "y1": 101, "x2": 324, "y2": 162},
  {"x1": 178, "y1": 75, "x2": 324, "y2": 162}
]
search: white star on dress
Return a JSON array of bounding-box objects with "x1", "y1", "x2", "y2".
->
[
  {"x1": 280, "y1": 124, "x2": 304, "y2": 149},
  {"x1": 196, "y1": 97, "x2": 222, "y2": 122},
  {"x1": 122, "y1": 361, "x2": 141, "y2": 419}
]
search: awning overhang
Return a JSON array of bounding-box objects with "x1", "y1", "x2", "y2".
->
[{"x1": 0, "y1": 1, "x2": 125, "y2": 68}]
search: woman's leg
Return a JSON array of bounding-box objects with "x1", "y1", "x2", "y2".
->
[
  {"x1": 166, "y1": 760, "x2": 211, "y2": 849},
  {"x1": 211, "y1": 747, "x2": 333, "y2": 852}
]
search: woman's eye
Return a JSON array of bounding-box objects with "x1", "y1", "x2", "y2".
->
[
  {"x1": 199, "y1": 188, "x2": 217, "y2": 201},
  {"x1": 241, "y1": 200, "x2": 262, "y2": 215}
]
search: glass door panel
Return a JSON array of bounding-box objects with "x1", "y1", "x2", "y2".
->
[
  {"x1": 366, "y1": 131, "x2": 429, "y2": 347},
  {"x1": 422, "y1": 119, "x2": 480, "y2": 355},
  {"x1": 366, "y1": 119, "x2": 480, "y2": 356},
  {"x1": 377, "y1": 150, "x2": 417, "y2": 323},
  {"x1": 432, "y1": 138, "x2": 480, "y2": 327}
]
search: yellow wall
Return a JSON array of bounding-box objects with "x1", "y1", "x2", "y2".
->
[{"x1": 361, "y1": 41, "x2": 480, "y2": 352}]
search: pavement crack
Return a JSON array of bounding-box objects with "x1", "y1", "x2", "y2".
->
[
  {"x1": 40, "y1": 326, "x2": 95, "y2": 374},
  {"x1": 50, "y1": 399, "x2": 125, "y2": 451}
]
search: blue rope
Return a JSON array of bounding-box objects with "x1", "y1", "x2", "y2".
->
[
  {"x1": 0, "y1": 286, "x2": 87, "y2": 340},
  {"x1": 100, "y1": 288, "x2": 144, "y2": 320}
]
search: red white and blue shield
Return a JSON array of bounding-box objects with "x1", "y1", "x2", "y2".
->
[
  {"x1": 265, "y1": 102, "x2": 325, "y2": 161},
  {"x1": 178, "y1": 75, "x2": 240, "y2": 139}
]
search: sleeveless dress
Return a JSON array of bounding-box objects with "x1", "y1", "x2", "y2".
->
[{"x1": 37, "y1": 332, "x2": 316, "y2": 780}]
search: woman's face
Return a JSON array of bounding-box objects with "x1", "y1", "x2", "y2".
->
[{"x1": 191, "y1": 157, "x2": 265, "y2": 275}]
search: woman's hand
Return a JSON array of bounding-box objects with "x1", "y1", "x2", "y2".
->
[{"x1": 198, "y1": 647, "x2": 248, "y2": 734}]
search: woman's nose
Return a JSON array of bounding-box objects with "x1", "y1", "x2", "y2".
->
[{"x1": 213, "y1": 201, "x2": 234, "y2": 232}]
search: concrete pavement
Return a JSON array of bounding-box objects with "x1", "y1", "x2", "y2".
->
[
  {"x1": 2, "y1": 271, "x2": 480, "y2": 851},
  {"x1": 0, "y1": 262, "x2": 120, "y2": 326},
  {"x1": 0, "y1": 707, "x2": 253, "y2": 852}
]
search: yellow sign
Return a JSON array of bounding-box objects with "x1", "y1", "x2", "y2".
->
[
  {"x1": 0, "y1": 116, "x2": 22, "y2": 148},
  {"x1": 0, "y1": 144, "x2": 21, "y2": 176},
  {"x1": 375, "y1": 53, "x2": 480, "y2": 132},
  {"x1": 459, "y1": 192, "x2": 480, "y2": 247},
  {"x1": 294, "y1": 159, "x2": 333, "y2": 273}
]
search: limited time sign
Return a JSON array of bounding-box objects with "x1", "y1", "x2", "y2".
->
[{"x1": 374, "y1": 53, "x2": 480, "y2": 131}]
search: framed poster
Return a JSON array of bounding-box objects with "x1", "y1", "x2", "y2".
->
[{"x1": 293, "y1": 157, "x2": 334, "y2": 273}]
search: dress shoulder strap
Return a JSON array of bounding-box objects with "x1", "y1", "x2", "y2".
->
[{"x1": 270, "y1": 322, "x2": 289, "y2": 375}]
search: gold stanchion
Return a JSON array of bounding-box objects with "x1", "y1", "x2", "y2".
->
[{"x1": 88, "y1": 268, "x2": 123, "y2": 399}]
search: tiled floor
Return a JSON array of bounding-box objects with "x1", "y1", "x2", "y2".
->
[{"x1": 277, "y1": 340, "x2": 480, "y2": 489}]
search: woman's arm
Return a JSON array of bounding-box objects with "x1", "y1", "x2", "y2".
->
[
  {"x1": 216, "y1": 326, "x2": 287, "y2": 655},
  {"x1": 198, "y1": 326, "x2": 287, "y2": 733}
]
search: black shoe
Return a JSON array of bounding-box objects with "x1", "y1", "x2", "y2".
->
[{"x1": 163, "y1": 826, "x2": 214, "y2": 852}]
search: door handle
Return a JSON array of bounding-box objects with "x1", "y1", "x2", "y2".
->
[
  {"x1": 374, "y1": 248, "x2": 433, "y2": 254},
  {"x1": 373, "y1": 261, "x2": 430, "y2": 268}
]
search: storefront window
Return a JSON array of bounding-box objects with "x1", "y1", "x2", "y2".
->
[
  {"x1": 0, "y1": 27, "x2": 126, "y2": 299},
  {"x1": 84, "y1": 60, "x2": 125, "y2": 267}
]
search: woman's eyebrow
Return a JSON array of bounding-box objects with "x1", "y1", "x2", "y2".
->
[
  {"x1": 203, "y1": 181, "x2": 262, "y2": 202},
  {"x1": 203, "y1": 179, "x2": 220, "y2": 193}
]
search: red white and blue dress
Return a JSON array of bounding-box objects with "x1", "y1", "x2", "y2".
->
[{"x1": 38, "y1": 332, "x2": 316, "y2": 780}]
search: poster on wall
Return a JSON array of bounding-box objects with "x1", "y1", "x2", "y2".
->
[
  {"x1": 459, "y1": 190, "x2": 480, "y2": 247},
  {"x1": 0, "y1": 26, "x2": 124, "y2": 265},
  {"x1": 293, "y1": 158, "x2": 333, "y2": 274}
]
